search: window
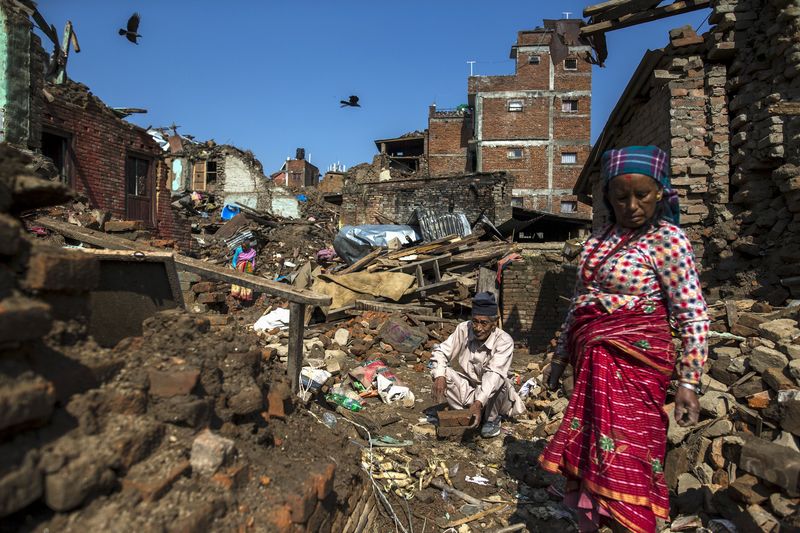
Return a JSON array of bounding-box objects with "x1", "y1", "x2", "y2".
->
[
  {"x1": 507, "y1": 148, "x2": 523, "y2": 159},
  {"x1": 507, "y1": 100, "x2": 523, "y2": 112},
  {"x1": 562, "y1": 99, "x2": 578, "y2": 112},
  {"x1": 528, "y1": 55, "x2": 541, "y2": 65},
  {"x1": 564, "y1": 58, "x2": 578, "y2": 70},
  {"x1": 560, "y1": 200, "x2": 578, "y2": 213},
  {"x1": 561, "y1": 152, "x2": 578, "y2": 165},
  {"x1": 126, "y1": 156, "x2": 149, "y2": 196},
  {"x1": 206, "y1": 160, "x2": 217, "y2": 184},
  {"x1": 41, "y1": 131, "x2": 70, "y2": 184},
  {"x1": 511, "y1": 197, "x2": 523, "y2": 208}
]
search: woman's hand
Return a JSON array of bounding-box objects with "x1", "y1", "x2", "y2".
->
[
  {"x1": 543, "y1": 359, "x2": 567, "y2": 390},
  {"x1": 674, "y1": 385, "x2": 700, "y2": 426}
]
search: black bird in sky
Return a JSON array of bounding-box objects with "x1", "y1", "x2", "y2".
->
[
  {"x1": 340, "y1": 95, "x2": 360, "y2": 108},
  {"x1": 118, "y1": 13, "x2": 142, "y2": 44}
]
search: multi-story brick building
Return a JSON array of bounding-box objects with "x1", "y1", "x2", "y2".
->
[
  {"x1": 271, "y1": 148, "x2": 320, "y2": 188},
  {"x1": 427, "y1": 23, "x2": 592, "y2": 215}
]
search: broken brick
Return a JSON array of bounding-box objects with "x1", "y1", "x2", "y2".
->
[
  {"x1": 0, "y1": 296, "x2": 52, "y2": 344},
  {"x1": 285, "y1": 482, "x2": 317, "y2": 523},
  {"x1": 122, "y1": 460, "x2": 190, "y2": 502},
  {"x1": 307, "y1": 463, "x2": 336, "y2": 500},
  {"x1": 437, "y1": 408, "x2": 472, "y2": 427},
  {"x1": 211, "y1": 464, "x2": 249, "y2": 491},
  {"x1": 191, "y1": 282, "x2": 216, "y2": 294},
  {"x1": 196, "y1": 292, "x2": 226, "y2": 304},
  {"x1": 147, "y1": 368, "x2": 200, "y2": 398},
  {"x1": 24, "y1": 248, "x2": 99, "y2": 292}
]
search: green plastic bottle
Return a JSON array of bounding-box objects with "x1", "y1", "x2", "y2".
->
[{"x1": 326, "y1": 393, "x2": 363, "y2": 412}]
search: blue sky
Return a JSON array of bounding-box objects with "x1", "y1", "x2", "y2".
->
[{"x1": 36, "y1": 1, "x2": 710, "y2": 174}]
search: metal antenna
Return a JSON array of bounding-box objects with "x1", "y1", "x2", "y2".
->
[
  {"x1": 467, "y1": 60, "x2": 476, "y2": 76},
  {"x1": 562, "y1": 12, "x2": 572, "y2": 18}
]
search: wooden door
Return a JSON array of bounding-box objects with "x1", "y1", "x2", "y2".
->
[{"x1": 125, "y1": 155, "x2": 153, "y2": 225}]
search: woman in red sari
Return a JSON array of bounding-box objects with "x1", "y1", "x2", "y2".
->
[{"x1": 540, "y1": 146, "x2": 708, "y2": 533}]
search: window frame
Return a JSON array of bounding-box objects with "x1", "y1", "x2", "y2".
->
[
  {"x1": 561, "y1": 99, "x2": 579, "y2": 112},
  {"x1": 560, "y1": 200, "x2": 578, "y2": 213},
  {"x1": 564, "y1": 58, "x2": 578, "y2": 71},
  {"x1": 561, "y1": 152, "x2": 578, "y2": 165},
  {"x1": 528, "y1": 55, "x2": 541, "y2": 65},
  {"x1": 507, "y1": 148, "x2": 524, "y2": 160},
  {"x1": 126, "y1": 155, "x2": 151, "y2": 197},
  {"x1": 507, "y1": 99, "x2": 524, "y2": 112}
]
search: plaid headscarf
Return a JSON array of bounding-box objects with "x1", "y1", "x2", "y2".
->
[{"x1": 601, "y1": 145, "x2": 679, "y2": 225}]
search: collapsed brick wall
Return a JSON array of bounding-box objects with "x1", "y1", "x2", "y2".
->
[
  {"x1": 711, "y1": 0, "x2": 800, "y2": 304},
  {"x1": 340, "y1": 172, "x2": 514, "y2": 227},
  {"x1": 501, "y1": 254, "x2": 577, "y2": 352},
  {"x1": 41, "y1": 85, "x2": 160, "y2": 220},
  {"x1": 582, "y1": 2, "x2": 800, "y2": 304},
  {"x1": 40, "y1": 84, "x2": 192, "y2": 250}
]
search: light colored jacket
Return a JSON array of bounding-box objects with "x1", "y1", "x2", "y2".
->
[{"x1": 430, "y1": 321, "x2": 515, "y2": 406}]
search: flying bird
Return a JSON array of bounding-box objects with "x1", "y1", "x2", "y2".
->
[
  {"x1": 340, "y1": 95, "x2": 360, "y2": 108},
  {"x1": 118, "y1": 13, "x2": 141, "y2": 44}
]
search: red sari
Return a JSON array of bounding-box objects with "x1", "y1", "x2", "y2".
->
[{"x1": 539, "y1": 300, "x2": 675, "y2": 533}]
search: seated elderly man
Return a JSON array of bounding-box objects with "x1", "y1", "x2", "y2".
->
[{"x1": 430, "y1": 292, "x2": 525, "y2": 438}]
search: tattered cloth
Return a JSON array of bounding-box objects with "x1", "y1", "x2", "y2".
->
[
  {"x1": 311, "y1": 271, "x2": 416, "y2": 311},
  {"x1": 539, "y1": 300, "x2": 675, "y2": 533}
]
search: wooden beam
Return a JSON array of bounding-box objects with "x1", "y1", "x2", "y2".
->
[
  {"x1": 36, "y1": 217, "x2": 331, "y2": 306},
  {"x1": 583, "y1": 0, "x2": 659, "y2": 18},
  {"x1": 593, "y1": 0, "x2": 663, "y2": 23},
  {"x1": 338, "y1": 247, "x2": 384, "y2": 275},
  {"x1": 580, "y1": 0, "x2": 711, "y2": 36},
  {"x1": 584, "y1": 0, "x2": 639, "y2": 16},
  {"x1": 287, "y1": 302, "x2": 305, "y2": 393}
]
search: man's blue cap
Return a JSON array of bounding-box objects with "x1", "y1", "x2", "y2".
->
[{"x1": 472, "y1": 292, "x2": 498, "y2": 317}]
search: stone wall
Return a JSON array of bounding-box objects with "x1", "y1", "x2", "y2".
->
[
  {"x1": 340, "y1": 172, "x2": 514, "y2": 227},
  {"x1": 501, "y1": 253, "x2": 577, "y2": 352}
]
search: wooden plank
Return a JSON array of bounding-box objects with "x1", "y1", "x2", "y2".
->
[
  {"x1": 353, "y1": 300, "x2": 433, "y2": 315},
  {"x1": 584, "y1": 0, "x2": 640, "y2": 16},
  {"x1": 36, "y1": 217, "x2": 331, "y2": 306},
  {"x1": 400, "y1": 278, "x2": 458, "y2": 300},
  {"x1": 584, "y1": 0, "x2": 660, "y2": 19},
  {"x1": 338, "y1": 247, "x2": 384, "y2": 275},
  {"x1": 287, "y1": 302, "x2": 305, "y2": 393},
  {"x1": 387, "y1": 254, "x2": 452, "y2": 273},
  {"x1": 580, "y1": 0, "x2": 712, "y2": 35}
]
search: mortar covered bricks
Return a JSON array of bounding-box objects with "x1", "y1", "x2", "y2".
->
[
  {"x1": 340, "y1": 172, "x2": 513, "y2": 227},
  {"x1": 501, "y1": 255, "x2": 577, "y2": 352}
]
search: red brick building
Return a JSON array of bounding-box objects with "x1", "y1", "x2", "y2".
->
[
  {"x1": 40, "y1": 82, "x2": 192, "y2": 249},
  {"x1": 427, "y1": 24, "x2": 592, "y2": 215},
  {"x1": 271, "y1": 148, "x2": 320, "y2": 188}
]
